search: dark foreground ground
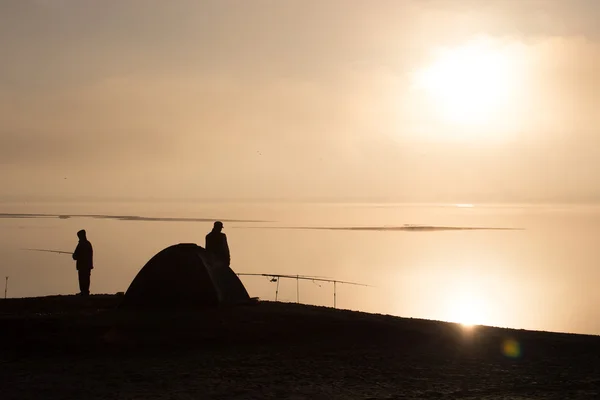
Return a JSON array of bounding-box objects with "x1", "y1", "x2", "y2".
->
[{"x1": 1, "y1": 295, "x2": 600, "y2": 399}]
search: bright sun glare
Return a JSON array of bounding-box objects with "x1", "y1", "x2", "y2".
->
[
  {"x1": 447, "y1": 293, "x2": 487, "y2": 327},
  {"x1": 413, "y1": 37, "x2": 523, "y2": 129}
]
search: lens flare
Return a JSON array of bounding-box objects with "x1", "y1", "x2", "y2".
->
[{"x1": 502, "y1": 338, "x2": 521, "y2": 358}]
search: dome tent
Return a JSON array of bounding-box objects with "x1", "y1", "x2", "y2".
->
[{"x1": 121, "y1": 243, "x2": 250, "y2": 308}]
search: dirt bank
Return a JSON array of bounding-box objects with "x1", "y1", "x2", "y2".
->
[{"x1": 1, "y1": 295, "x2": 599, "y2": 399}]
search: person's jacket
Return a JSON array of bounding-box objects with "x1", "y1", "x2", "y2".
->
[
  {"x1": 73, "y1": 240, "x2": 94, "y2": 270},
  {"x1": 205, "y1": 231, "x2": 230, "y2": 264}
]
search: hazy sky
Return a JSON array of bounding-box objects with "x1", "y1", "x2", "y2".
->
[{"x1": 2, "y1": 0, "x2": 600, "y2": 203}]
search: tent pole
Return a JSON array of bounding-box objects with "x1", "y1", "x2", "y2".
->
[
  {"x1": 4, "y1": 276, "x2": 8, "y2": 299},
  {"x1": 275, "y1": 278, "x2": 280, "y2": 301},
  {"x1": 296, "y1": 275, "x2": 299, "y2": 303}
]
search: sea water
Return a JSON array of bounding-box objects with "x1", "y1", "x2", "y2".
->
[{"x1": 1, "y1": 200, "x2": 599, "y2": 335}]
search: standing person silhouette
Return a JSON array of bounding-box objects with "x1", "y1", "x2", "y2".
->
[
  {"x1": 72, "y1": 229, "x2": 93, "y2": 296},
  {"x1": 205, "y1": 221, "x2": 230, "y2": 267}
]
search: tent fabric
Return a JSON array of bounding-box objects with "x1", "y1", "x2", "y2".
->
[{"x1": 121, "y1": 243, "x2": 250, "y2": 308}]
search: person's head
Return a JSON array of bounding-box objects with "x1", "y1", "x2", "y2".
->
[
  {"x1": 213, "y1": 221, "x2": 223, "y2": 232},
  {"x1": 77, "y1": 229, "x2": 87, "y2": 240}
]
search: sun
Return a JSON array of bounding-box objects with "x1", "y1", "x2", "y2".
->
[
  {"x1": 446, "y1": 292, "x2": 487, "y2": 327},
  {"x1": 413, "y1": 37, "x2": 523, "y2": 129}
]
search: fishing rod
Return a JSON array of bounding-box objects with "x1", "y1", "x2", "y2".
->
[
  {"x1": 238, "y1": 273, "x2": 335, "y2": 303},
  {"x1": 9, "y1": 249, "x2": 72, "y2": 298},
  {"x1": 22, "y1": 248, "x2": 73, "y2": 255},
  {"x1": 237, "y1": 272, "x2": 372, "y2": 308},
  {"x1": 237, "y1": 273, "x2": 333, "y2": 280}
]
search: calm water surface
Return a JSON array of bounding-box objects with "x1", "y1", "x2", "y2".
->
[{"x1": 1, "y1": 201, "x2": 599, "y2": 335}]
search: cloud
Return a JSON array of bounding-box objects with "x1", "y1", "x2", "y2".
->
[
  {"x1": 414, "y1": 0, "x2": 600, "y2": 41},
  {"x1": 1, "y1": 1, "x2": 600, "y2": 202}
]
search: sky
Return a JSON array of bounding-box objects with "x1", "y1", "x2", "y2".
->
[{"x1": 1, "y1": 0, "x2": 600, "y2": 203}]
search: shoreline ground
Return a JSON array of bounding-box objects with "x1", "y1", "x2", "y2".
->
[{"x1": 1, "y1": 295, "x2": 599, "y2": 399}]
